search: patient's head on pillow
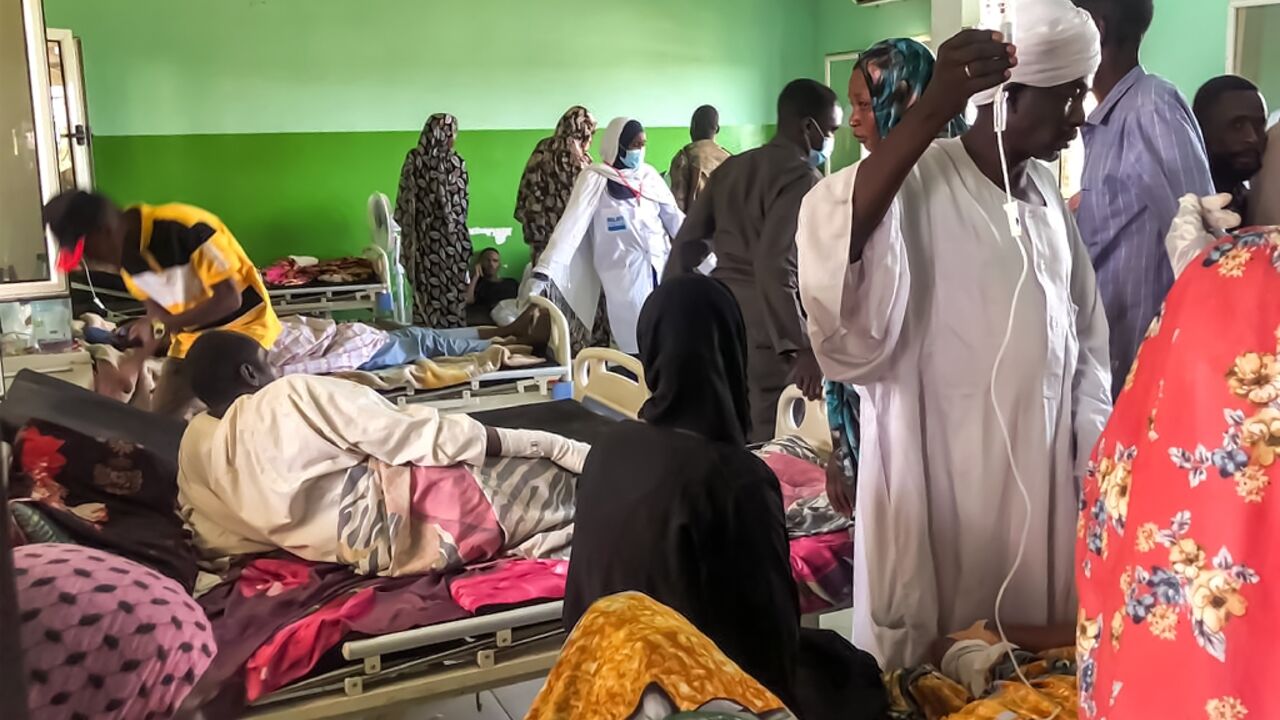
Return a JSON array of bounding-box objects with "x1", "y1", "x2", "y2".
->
[{"x1": 185, "y1": 330, "x2": 277, "y2": 417}]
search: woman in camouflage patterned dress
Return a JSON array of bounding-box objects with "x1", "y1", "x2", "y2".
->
[
  {"x1": 395, "y1": 113, "x2": 471, "y2": 328},
  {"x1": 514, "y1": 107, "x2": 610, "y2": 351}
]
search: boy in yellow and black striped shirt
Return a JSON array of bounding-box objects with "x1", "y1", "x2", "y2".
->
[{"x1": 45, "y1": 191, "x2": 280, "y2": 416}]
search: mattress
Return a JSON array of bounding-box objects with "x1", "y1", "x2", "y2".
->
[
  {"x1": 207, "y1": 529, "x2": 853, "y2": 711},
  {"x1": 201, "y1": 399, "x2": 852, "y2": 714}
]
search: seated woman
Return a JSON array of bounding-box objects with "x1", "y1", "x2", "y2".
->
[
  {"x1": 176, "y1": 331, "x2": 588, "y2": 574},
  {"x1": 267, "y1": 304, "x2": 551, "y2": 376},
  {"x1": 1076, "y1": 212, "x2": 1278, "y2": 718},
  {"x1": 564, "y1": 275, "x2": 884, "y2": 720}
]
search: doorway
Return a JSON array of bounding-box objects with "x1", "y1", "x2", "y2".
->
[
  {"x1": 824, "y1": 51, "x2": 861, "y2": 175},
  {"x1": 1229, "y1": 0, "x2": 1280, "y2": 121},
  {"x1": 45, "y1": 28, "x2": 92, "y2": 192}
]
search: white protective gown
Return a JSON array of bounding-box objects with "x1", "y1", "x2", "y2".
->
[
  {"x1": 796, "y1": 138, "x2": 1112, "y2": 668},
  {"x1": 534, "y1": 117, "x2": 684, "y2": 353}
]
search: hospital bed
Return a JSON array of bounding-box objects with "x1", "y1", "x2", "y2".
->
[
  {"x1": 570, "y1": 347, "x2": 830, "y2": 443},
  {"x1": 68, "y1": 259, "x2": 390, "y2": 323},
  {"x1": 382, "y1": 295, "x2": 573, "y2": 414},
  {"x1": 239, "y1": 380, "x2": 837, "y2": 720},
  {"x1": 264, "y1": 277, "x2": 387, "y2": 320}
]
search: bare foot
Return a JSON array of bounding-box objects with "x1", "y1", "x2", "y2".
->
[{"x1": 482, "y1": 308, "x2": 550, "y2": 351}]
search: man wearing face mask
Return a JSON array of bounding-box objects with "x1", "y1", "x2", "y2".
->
[{"x1": 666, "y1": 79, "x2": 840, "y2": 442}]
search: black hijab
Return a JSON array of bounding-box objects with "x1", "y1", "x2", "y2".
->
[
  {"x1": 606, "y1": 120, "x2": 646, "y2": 200},
  {"x1": 637, "y1": 275, "x2": 750, "y2": 445}
]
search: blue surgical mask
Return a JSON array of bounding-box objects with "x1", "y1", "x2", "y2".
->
[
  {"x1": 809, "y1": 134, "x2": 835, "y2": 169},
  {"x1": 621, "y1": 148, "x2": 645, "y2": 170}
]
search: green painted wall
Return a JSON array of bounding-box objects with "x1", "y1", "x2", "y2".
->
[
  {"x1": 43, "y1": 0, "x2": 814, "y2": 274},
  {"x1": 44, "y1": 0, "x2": 816, "y2": 136},
  {"x1": 42, "y1": 0, "x2": 1244, "y2": 279},
  {"x1": 1142, "y1": 0, "x2": 1231, "y2": 100},
  {"x1": 90, "y1": 125, "x2": 770, "y2": 271}
]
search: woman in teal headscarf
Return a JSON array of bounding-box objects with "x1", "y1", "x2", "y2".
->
[{"x1": 825, "y1": 38, "x2": 969, "y2": 516}]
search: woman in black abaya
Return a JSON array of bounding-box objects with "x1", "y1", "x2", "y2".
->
[{"x1": 564, "y1": 276, "x2": 887, "y2": 720}]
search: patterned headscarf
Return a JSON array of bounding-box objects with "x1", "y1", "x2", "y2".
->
[
  {"x1": 395, "y1": 113, "x2": 471, "y2": 327},
  {"x1": 418, "y1": 114, "x2": 458, "y2": 158},
  {"x1": 515, "y1": 106, "x2": 599, "y2": 252},
  {"x1": 856, "y1": 38, "x2": 969, "y2": 139},
  {"x1": 555, "y1": 105, "x2": 597, "y2": 157},
  {"x1": 405, "y1": 113, "x2": 464, "y2": 204}
]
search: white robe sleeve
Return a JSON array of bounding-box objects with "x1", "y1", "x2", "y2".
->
[
  {"x1": 294, "y1": 378, "x2": 490, "y2": 468},
  {"x1": 535, "y1": 169, "x2": 606, "y2": 283},
  {"x1": 658, "y1": 198, "x2": 685, "y2": 240},
  {"x1": 1067, "y1": 218, "x2": 1113, "y2": 483},
  {"x1": 797, "y1": 161, "x2": 912, "y2": 385},
  {"x1": 643, "y1": 165, "x2": 686, "y2": 239}
]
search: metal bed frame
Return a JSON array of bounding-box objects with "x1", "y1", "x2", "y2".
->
[
  {"x1": 71, "y1": 243, "x2": 393, "y2": 323},
  {"x1": 386, "y1": 296, "x2": 573, "y2": 414},
  {"x1": 245, "y1": 604, "x2": 840, "y2": 720},
  {"x1": 241, "y1": 388, "x2": 835, "y2": 719},
  {"x1": 70, "y1": 278, "x2": 386, "y2": 322},
  {"x1": 266, "y1": 238, "x2": 396, "y2": 319}
]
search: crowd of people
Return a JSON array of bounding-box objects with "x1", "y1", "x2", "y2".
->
[{"x1": 19, "y1": 0, "x2": 1280, "y2": 716}]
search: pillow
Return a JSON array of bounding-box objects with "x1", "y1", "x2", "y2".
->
[
  {"x1": 0, "y1": 369, "x2": 185, "y2": 473},
  {"x1": 9, "y1": 417, "x2": 197, "y2": 590}
]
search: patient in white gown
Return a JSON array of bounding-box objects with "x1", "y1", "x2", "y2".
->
[{"x1": 176, "y1": 330, "x2": 587, "y2": 575}]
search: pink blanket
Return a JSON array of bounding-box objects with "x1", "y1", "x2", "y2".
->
[{"x1": 215, "y1": 436, "x2": 852, "y2": 703}]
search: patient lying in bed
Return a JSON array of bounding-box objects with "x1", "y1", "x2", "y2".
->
[
  {"x1": 267, "y1": 307, "x2": 552, "y2": 376},
  {"x1": 176, "y1": 330, "x2": 587, "y2": 576}
]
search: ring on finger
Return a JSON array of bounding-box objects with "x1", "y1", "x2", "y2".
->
[{"x1": 964, "y1": 63, "x2": 973, "y2": 78}]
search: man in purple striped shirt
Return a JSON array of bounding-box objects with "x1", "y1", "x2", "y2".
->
[{"x1": 1072, "y1": 0, "x2": 1214, "y2": 399}]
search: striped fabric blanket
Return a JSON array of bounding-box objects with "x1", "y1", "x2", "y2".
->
[{"x1": 334, "y1": 434, "x2": 848, "y2": 577}]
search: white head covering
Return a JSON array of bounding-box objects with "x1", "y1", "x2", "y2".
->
[
  {"x1": 973, "y1": 0, "x2": 1101, "y2": 106},
  {"x1": 598, "y1": 117, "x2": 633, "y2": 168}
]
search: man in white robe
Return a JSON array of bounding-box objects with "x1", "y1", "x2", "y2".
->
[{"x1": 797, "y1": 0, "x2": 1112, "y2": 668}]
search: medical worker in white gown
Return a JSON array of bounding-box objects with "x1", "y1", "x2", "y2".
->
[
  {"x1": 532, "y1": 117, "x2": 684, "y2": 353},
  {"x1": 797, "y1": 2, "x2": 1113, "y2": 669}
]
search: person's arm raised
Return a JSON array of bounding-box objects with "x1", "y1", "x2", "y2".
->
[{"x1": 848, "y1": 30, "x2": 1016, "y2": 262}]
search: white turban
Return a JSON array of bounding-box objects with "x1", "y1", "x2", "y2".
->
[{"x1": 973, "y1": 0, "x2": 1101, "y2": 106}]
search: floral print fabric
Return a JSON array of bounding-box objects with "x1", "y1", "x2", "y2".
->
[
  {"x1": 526, "y1": 592, "x2": 794, "y2": 720},
  {"x1": 886, "y1": 648, "x2": 1077, "y2": 720},
  {"x1": 1077, "y1": 227, "x2": 1280, "y2": 720},
  {"x1": 513, "y1": 106, "x2": 610, "y2": 353},
  {"x1": 8, "y1": 419, "x2": 198, "y2": 591}
]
